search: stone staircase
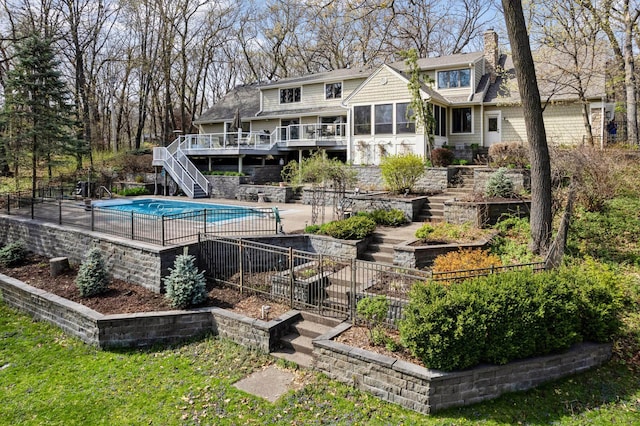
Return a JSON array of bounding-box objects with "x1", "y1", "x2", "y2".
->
[
  {"x1": 272, "y1": 312, "x2": 342, "y2": 368},
  {"x1": 416, "y1": 167, "x2": 476, "y2": 222},
  {"x1": 359, "y1": 233, "x2": 404, "y2": 264}
]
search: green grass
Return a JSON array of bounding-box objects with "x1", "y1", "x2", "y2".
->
[{"x1": 1, "y1": 301, "x2": 639, "y2": 425}]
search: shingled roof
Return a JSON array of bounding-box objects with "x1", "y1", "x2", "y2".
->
[{"x1": 193, "y1": 84, "x2": 261, "y2": 124}]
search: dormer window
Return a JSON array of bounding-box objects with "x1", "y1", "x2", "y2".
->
[
  {"x1": 280, "y1": 87, "x2": 301, "y2": 103},
  {"x1": 325, "y1": 82, "x2": 342, "y2": 99},
  {"x1": 437, "y1": 69, "x2": 471, "y2": 89}
]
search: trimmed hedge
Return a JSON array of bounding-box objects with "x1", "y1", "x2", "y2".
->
[
  {"x1": 360, "y1": 209, "x2": 409, "y2": 227},
  {"x1": 400, "y1": 261, "x2": 624, "y2": 371},
  {"x1": 318, "y1": 215, "x2": 377, "y2": 240}
]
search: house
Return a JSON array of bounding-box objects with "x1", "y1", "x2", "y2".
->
[{"x1": 152, "y1": 29, "x2": 611, "y2": 198}]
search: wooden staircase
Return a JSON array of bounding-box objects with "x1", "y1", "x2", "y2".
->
[{"x1": 272, "y1": 312, "x2": 342, "y2": 368}]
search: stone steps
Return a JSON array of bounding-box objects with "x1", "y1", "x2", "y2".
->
[{"x1": 272, "y1": 312, "x2": 342, "y2": 368}]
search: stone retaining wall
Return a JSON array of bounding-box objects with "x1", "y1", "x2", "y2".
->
[
  {"x1": 474, "y1": 168, "x2": 531, "y2": 194},
  {"x1": 314, "y1": 323, "x2": 612, "y2": 414},
  {"x1": 0, "y1": 215, "x2": 195, "y2": 292},
  {"x1": 0, "y1": 273, "x2": 298, "y2": 350},
  {"x1": 394, "y1": 233, "x2": 497, "y2": 269},
  {"x1": 353, "y1": 166, "x2": 448, "y2": 193},
  {"x1": 443, "y1": 200, "x2": 531, "y2": 227},
  {"x1": 349, "y1": 195, "x2": 428, "y2": 221},
  {"x1": 236, "y1": 185, "x2": 291, "y2": 203},
  {"x1": 205, "y1": 176, "x2": 249, "y2": 199}
]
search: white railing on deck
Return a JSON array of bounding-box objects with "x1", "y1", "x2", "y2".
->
[
  {"x1": 154, "y1": 138, "x2": 210, "y2": 197},
  {"x1": 273, "y1": 123, "x2": 347, "y2": 143}
]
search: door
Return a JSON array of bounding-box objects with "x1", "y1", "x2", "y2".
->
[{"x1": 484, "y1": 112, "x2": 501, "y2": 146}]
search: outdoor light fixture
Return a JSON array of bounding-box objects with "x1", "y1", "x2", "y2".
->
[{"x1": 261, "y1": 305, "x2": 271, "y2": 320}]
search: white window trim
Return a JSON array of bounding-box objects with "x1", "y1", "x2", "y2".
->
[
  {"x1": 451, "y1": 106, "x2": 474, "y2": 135},
  {"x1": 324, "y1": 81, "x2": 343, "y2": 100}
]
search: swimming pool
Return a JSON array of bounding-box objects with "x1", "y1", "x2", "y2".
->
[{"x1": 93, "y1": 198, "x2": 261, "y2": 222}]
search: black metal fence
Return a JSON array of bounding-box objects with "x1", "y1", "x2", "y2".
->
[
  {"x1": 198, "y1": 235, "x2": 547, "y2": 327},
  {"x1": 2, "y1": 193, "x2": 279, "y2": 246}
]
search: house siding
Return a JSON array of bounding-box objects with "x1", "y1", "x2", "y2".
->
[
  {"x1": 349, "y1": 68, "x2": 412, "y2": 104},
  {"x1": 448, "y1": 105, "x2": 482, "y2": 146},
  {"x1": 489, "y1": 102, "x2": 586, "y2": 145}
]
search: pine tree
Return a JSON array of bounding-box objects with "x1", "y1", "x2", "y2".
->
[
  {"x1": 1, "y1": 33, "x2": 80, "y2": 195},
  {"x1": 75, "y1": 248, "x2": 110, "y2": 297},
  {"x1": 164, "y1": 254, "x2": 207, "y2": 309}
]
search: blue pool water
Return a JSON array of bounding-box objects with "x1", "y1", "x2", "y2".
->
[{"x1": 93, "y1": 198, "x2": 260, "y2": 222}]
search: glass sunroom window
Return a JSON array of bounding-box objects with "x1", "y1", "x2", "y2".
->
[
  {"x1": 354, "y1": 105, "x2": 371, "y2": 135},
  {"x1": 374, "y1": 104, "x2": 393, "y2": 134},
  {"x1": 396, "y1": 103, "x2": 415, "y2": 134},
  {"x1": 452, "y1": 107, "x2": 472, "y2": 133}
]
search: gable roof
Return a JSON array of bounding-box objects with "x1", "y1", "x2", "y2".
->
[
  {"x1": 389, "y1": 51, "x2": 485, "y2": 72},
  {"x1": 259, "y1": 66, "x2": 373, "y2": 89},
  {"x1": 193, "y1": 84, "x2": 261, "y2": 124}
]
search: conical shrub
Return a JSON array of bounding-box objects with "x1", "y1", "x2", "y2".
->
[
  {"x1": 164, "y1": 254, "x2": 207, "y2": 309},
  {"x1": 75, "y1": 248, "x2": 110, "y2": 297}
]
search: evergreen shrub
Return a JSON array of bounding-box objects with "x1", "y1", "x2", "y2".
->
[
  {"x1": 119, "y1": 186, "x2": 149, "y2": 196},
  {"x1": 75, "y1": 248, "x2": 110, "y2": 297},
  {"x1": 164, "y1": 254, "x2": 207, "y2": 309},
  {"x1": 400, "y1": 265, "x2": 623, "y2": 371},
  {"x1": 319, "y1": 215, "x2": 376, "y2": 240},
  {"x1": 0, "y1": 240, "x2": 27, "y2": 267},
  {"x1": 364, "y1": 209, "x2": 408, "y2": 226},
  {"x1": 485, "y1": 167, "x2": 514, "y2": 198}
]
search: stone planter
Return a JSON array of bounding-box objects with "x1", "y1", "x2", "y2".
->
[
  {"x1": 394, "y1": 232, "x2": 497, "y2": 269},
  {"x1": 474, "y1": 167, "x2": 531, "y2": 194},
  {"x1": 443, "y1": 199, "x2": 531, "y2": 228},
  {"x1": 271, "y1": 261, "x2": 331, "y2": 304},
  {"x1": 314, "y1": 323, "x2": 612, "y2": 414}
]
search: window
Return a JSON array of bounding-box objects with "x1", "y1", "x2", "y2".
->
[
  {"x1": 325, "y1": 82, "x2": 342, "y2": 99},
  {"x1": 434, "y1": 105, "x2": 446, "y2": 137},
  {"x1": 396, "y1": 103, "x2": 415, "y2": 134},
  {"x1": 437, "y1": 69, "x2": 471, "y2": 89},
  {"x1": 280, "y1": 87, "x2": 301, "y2": 103},
  {"x1": 374, "y1": 104, "x2": 393, "y2": 134},
  {"x1": 452, "y1": 107, "x2": 472, "y2": 133},
  {"x1": 354, "y1": 105, "x2": 371, "y2": 135}
]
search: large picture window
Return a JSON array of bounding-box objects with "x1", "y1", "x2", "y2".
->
[
  {"x1": 325, "y1": 82, "x2": 342, "y2": 99},
  {"x1": 437, "y1": 69, "x2": 471, "y2": 89},
  {"x1": 396, "y1": 103, "x2": 415, "y2": 134},
  {"x1": 354, "y1": 105, "x2": 371, "y2": 135},
  {"x1": 280, "y1": 87, "x2": 301, "y2": 103},
  {"x1": 452, "y1": 107, "x2": 472, "y2": 133},
  {"x1": 374, "y1": 104, "x2": 393, "y2": 134}
]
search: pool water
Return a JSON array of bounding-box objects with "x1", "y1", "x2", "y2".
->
[{"x1": 93, "y1": 198, "x2": 260, "y2": 222}]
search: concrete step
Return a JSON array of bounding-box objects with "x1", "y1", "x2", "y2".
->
[
  {"x1": 291, "y1": 319, "x2": 333, "y2": 338},
  {"x1": 366, "y1": 242, "x2": 395, "y2": 255},
  {"x1": 280, "y1": 333, "x2": 314, "y2": 355},
  {"x1": 360, "y1": 251, "x2": 394, "y2": 264},
  {"x1": 271, "y1": 347, "x2": 314, "y2": 368},
  {"x1": 299, "y1": 311, "x2": 344, "y2": 328}
]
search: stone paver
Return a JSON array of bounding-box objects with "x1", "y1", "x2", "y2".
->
[{"x1": 233, "y1": 365, "x2": 301, "y2": 403}]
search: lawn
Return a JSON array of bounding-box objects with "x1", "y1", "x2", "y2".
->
[{"x1": 1, "y1": 302, "x2": 638, "y2": 425}]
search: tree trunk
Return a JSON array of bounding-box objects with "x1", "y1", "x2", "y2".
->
[
  {"x1": 624, "y1": 2, "x2": 639, "y2": 145},
  {"x1": 502, "y1": 0, "x2": 553, "y2": 254}
]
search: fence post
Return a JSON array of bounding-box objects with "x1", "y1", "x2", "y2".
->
[
  {"x1": 6, "y1": 194, "x2": 10, "y2": 215},
  {"x1": 289, "y1": 246, "x2": 294, "y2": 307},
  {"x1": 318, "y1": 253, "x2": 324, "y2": 314},
  {"x1": 161, "y1": 215, "x2": 165, "y2": 246},
  {"x1": 350, "y1": 257, "x2": 357, "y2": 323},
  {"x1": 58, "y1": 199, "x2": 62, "y2": 225},
  {"x1": 239, "y1": 240, "x2": 244, "y2": 295},
  {"x1": 130, "y1": 211, "x2": 135, "y2": 240},
  {"x1": 203, "y1": 209, "x2": 207, "y2": 234},
  {"x1": 31, "y1": 197, "x2": 34, "y2": 219},
  {"x1": 91, "y1": 207, "x2": 95, "y2": 231}
]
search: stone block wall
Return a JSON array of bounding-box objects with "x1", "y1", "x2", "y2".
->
[
  {"x1": 349, "y1": 196, "x2": 427, "y2": 221},
  {"x1": 307, "y1": 234, "x2": 371, "y2": 258},
  {"x1": 0, "y1": 274, "x2": 101, "y2": 345},
  {"x1": 236, "y1": 185, "x2": 291, "y2": 203},
  {"x1": 314, "y1": 323, "x2": 612, "y2": 414},
  {"x1": 0, "y1": 216, "x2": 195, "y2": 292},
  {"x1": 474, "y1": 168, "x2": 531, "y2": 194},
  {"x1": 0, "y1": 272, "x2": 297, "y2": 351},
  {"x1": 443, "y1": 200, "x2": 531, "y2": 228},
  {"x1": 352, "y1": 166, "x2": 448, "y2": 193},
  {"x1": 205, "y1": 175, "x2": 249, "y2": 199}
]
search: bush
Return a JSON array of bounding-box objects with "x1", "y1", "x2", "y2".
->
[
  {"x1": 485, "y1": 167, "x2": 514, "y2": 198},
  {"x1": 0, "y1": 240, "x2": 27, "y2": 267},
  {"x1": 432, "y1": 248, "x2": 502, "y2": 274},
  {"x1": 491, "y1": 216, "x2": 536, "y2": 264},
  {"x1": 364, "y1": 209, "x2": 409, "y2": 227},
  {"x1": 414, "y1": 221, "x2": 488, "y2": 243},
  {"x1": 118, "y1": 186, "x2": 149, "y2": 196},
  {"x1": 304, "y1": 224, "x2": 321, "y2": 234},
  {"x1": 164, "y1": 254, "x2": 207, "y2": 309},
  {"x1": 431, "y1": 148, "x2": 455, "y2": 167},
  {"x1": 357, "y1": 295, "x2": 390, "y2": 344},
  {"x1": 399, "y1": 266, "x2": 623, "y2": 371},
  {"x1": 488, "y1": 142, "x2": 529, "y2": 168},
  {"x1": 75, "y1": 248, "x2": 110, "y2": 297},
  {"x1": 318, "y1": 215, "x2": 376, "y2": 240},
  {"x1": 380, "y1": 153, "x2": 425, "y2": 194}
]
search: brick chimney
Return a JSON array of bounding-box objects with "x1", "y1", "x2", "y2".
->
[{"x1": 484, "y1": 29, "x2": 499, "y2": 83}]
